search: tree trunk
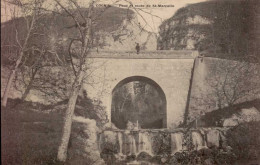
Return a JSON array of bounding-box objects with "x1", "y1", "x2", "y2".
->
[
  {"x1": 56, "y1": 0, "x2": 94, "y2": 161},
  {"x1": 2, "y1": 52, "x2": 24, "y2": 107},
  {"x1": 57, "y1": 69, "x2": 85, "y2": 162},
  {"x1": 2, "y1": 12, "x2": 35, "y2": 107},
  {"x1": 21, "y1": 69, "x2": 38, "y2": 101}
]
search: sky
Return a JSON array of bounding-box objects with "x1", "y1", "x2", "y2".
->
[{"x1": 1, "y1": 0, "x2": 208, "y2": 32}]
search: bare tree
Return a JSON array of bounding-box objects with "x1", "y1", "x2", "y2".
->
[
  {"x1": 52, "y1": 0, "x2": 96, "y2": 161},
  {"x1": 204, "y1": 56, "x2": 260, "y2": 110},
  {"x1": 1, "y1": 0, "x2": 45, "y2": 107},
  {"x1": 50, "y1": 0, "x2": 162, "y2": 161}
]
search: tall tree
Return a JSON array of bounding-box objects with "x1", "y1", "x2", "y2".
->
[
  {"x1": 51, "y1": 0, "x2": 161, "y2": 161},
  {"x1": 1, "y1": 0, "x2": 45, "y2": 107},
  {"x1": 53, "y1": 0, "x2": 95, "y2": 161}
]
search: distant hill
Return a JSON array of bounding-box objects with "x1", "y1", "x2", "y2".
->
[
  {"x1": 158, "y1": 0, "x2": 259, "y2": 60},
  {"x1": 1, "y1": 6, "x2": 157, "y2": 66}
]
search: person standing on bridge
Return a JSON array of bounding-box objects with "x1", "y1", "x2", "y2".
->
[{"x1": 136, "y1": 43, "x2": 140, "y2": 54}]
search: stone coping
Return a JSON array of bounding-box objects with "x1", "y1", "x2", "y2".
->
[
  {"x1": 87, "y1": 50, "x2": 199, "y2": 59},
  {"x1": 100, "y1": 127, "x2": 228, "y2": 133}
]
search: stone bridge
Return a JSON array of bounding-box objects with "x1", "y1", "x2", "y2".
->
[{"x1": 83, "y1": 50, "x2": 199, "y2": 129}]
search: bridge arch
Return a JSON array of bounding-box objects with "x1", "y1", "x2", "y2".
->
[{"x1": 111, "y1": 76, "x2": 167, "y2": 129}]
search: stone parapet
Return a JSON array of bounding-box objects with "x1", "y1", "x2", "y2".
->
[{"x1": 88, "y1": 50, "x2": 199, "y2": 59}]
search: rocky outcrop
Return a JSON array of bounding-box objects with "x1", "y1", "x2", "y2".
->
[
  {"x1": 158, "y1": 15, "x2": 210, "y2": 50},
  {"x1": 68, "y1": 116, "x2": 105, "y2": 165},
  {"x1": 158, "y1": 0, "x2": 259, "y2": 57},
  {"x1": 98, "y1": 16, "x2": 157, "y2": 51},
  {"x1": 1, "y1": 6, "x2": 157, "y2": 67},
  {"x1": 223, "y1": 107, "x2": 260, "y2": 127}
]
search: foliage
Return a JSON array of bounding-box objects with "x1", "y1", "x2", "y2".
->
[
  {"x1": 1, "y1": 99, "x2": 63, "y2": 165},
  {"x1": 205, "y1": 59, "x2": 260, "y2": 109},
  {"x1": 182, "y1": 130, "x2": 195, "y2": 151},
  {"x1": 112, "y1": 80, "x2": 166, "y2": 129},
  {"x1": 136, "y1": 152, "x2": 152, "y2": 161},
  {"x1": 226, "y1": 121, "x2": 260, "y2": 160},
  {"x1": 1, "y1": 6, "x2": 134, "y2": 66},
  {"x1": 100, "y1": 142, "x2": 118, "y2": 165},
  {"x1": 151, "y1": 132, "x2": 171, "y2": 156},
  {"x1": 165, "y1": 148, "x2": 237, "y2": 165},
  {"x1": 195, "y1": 99, "x2": 260, "y2": 127},
  {"x1": 75, "y1": 90, "x2": 108, "y2": 128},
  {"x1": 158, "y1": 0, "x2": 259, "y2": 59},
  {"x1": 1, "y1": 97, "x2": 106, "y2": 164}
]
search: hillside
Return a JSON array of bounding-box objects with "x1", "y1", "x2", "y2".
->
[
  {"x1": 158, "y1": 0, "x2": 259, "y2": 59},
  {"x1": 1, "y1": 6, "x2": 157, "y2": 66}
]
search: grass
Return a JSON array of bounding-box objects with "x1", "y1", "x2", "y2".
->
[
  {"x1": 1, "y1": 97, "x2": 106, "y2": 165},
  {"x1": 1, "y1": 99, "x2": 64, "y2": 165}
]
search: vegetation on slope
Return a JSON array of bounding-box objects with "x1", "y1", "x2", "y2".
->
[
  {"x1": 1, "y1": 6, "x2": 134, "y2": 66},
  {"x1": 158, "y1": 0, "x2": 259, "y2": 60},
  {"x1": 1, "y1": 95, "x2": 107, "y2": 164},
  {"x1": 192, "y1": 99, "x2": 260, "y2": 127}
]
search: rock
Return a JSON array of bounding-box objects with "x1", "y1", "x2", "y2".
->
[
  {"x1": 239, "y1": 107, "x2": 260, "y2": 122},
  {"x1": 168, "y1": 156, "x2": 178, "y2": 164},
  {"x1": 174, "y1": 152, "x2": 188, "y2": 162},
  {"x1": 192, "y1": 131, "x2": 206, "y2": 150},
  {"x1": 126, "y1": 154, "x2": 136, "y2": 162},
  {"x1": 103, "y1": 122, "x2": 118, "y2": 130},
  {"x1": 215, "y1": 152, "x2": 237, "y2": 164},
  {"x1": 68, "y1": 117, "x2": 103, "y2": 165},
  {"x1": 150, "y1": 155, "x2": 162, "y2": 164},
  {"x1": 161, "y1": 157, "x2": 168, "y2": 163},
  {"x1": 198, "y1": 148, "x2": 212, "y2": 158},
  {"x1": 223, "y1": 118, "x2": 239, "y2": 127},
  {"x1": 206, "y1": 130, "x2": 220, "y2": 147},
  {"x1": 103, "y1": 130, "x2": 118, "y2": 145},
  {"x1": 204, "y1": 158, "x2": 214, "y2": 165},
  {"x1": 223, "y1": 107, "x2": 260, "y2": 127},
  {"x1": 219, "y1": 131, "x2": 228, "y2": 148},
  {"x1": 115, "y1": 154, "x2": 126, "y2": 161},
  {"x1": 136, "y1": 152, "x2": 152, "y2": 161},
  {"x1": 100, "y1": 147, "x2": 117, "y2": 164}
]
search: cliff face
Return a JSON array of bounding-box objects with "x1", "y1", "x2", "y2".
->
[
  {"x1": 158, "y1": 15, "x2": 212, "y2": 50},
  {"x1": 95, "y1": 16, "x2": 157, "y2": 51},
  {"x1": 158, "y1": 0, "x2": 259, "y2": 58},
  {"x1": 1, "y1": 7, "x2": 157, "y2": 66}
]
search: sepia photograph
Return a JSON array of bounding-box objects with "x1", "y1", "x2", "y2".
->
[{"x1": 1, "y1": 0, "x2": 260, "y2": 164}]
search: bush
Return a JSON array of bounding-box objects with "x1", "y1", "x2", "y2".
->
[
  {"x1": 226, "y1": 121, "x2": 260, "y2": 160},
  {"x1": 151, "y1": 132, "x2": 171, "y2": 156},
  {"x1": 136, "y1": 152, "x2": 152, "y2": 161}
]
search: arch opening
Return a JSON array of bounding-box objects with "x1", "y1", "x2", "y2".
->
[{"x1": 111, "y1": 76, "x2": 167, "y2": 129}]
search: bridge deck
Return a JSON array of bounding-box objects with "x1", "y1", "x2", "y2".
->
[{"x1": 88, "y1": 50, "x2": 199, "y2": 59}]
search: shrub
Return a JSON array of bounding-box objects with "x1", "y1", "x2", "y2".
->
[
  {"x1": 226, "y1": 121, "x2": 260, "y2": 160},
  {"x1": 151, "y1": 132, "x2": 171, "y2": 156}
]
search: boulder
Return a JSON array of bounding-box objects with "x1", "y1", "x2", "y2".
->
[
  {"x1": 198, "y1": 148, "x2": 212, "y2": 158},
  {"x1": 168, "y1": 156, "x2": 178, "y2": 164},
  {"x1": 206, "y1": 130, "x2": 220, "y2": 147},
  {"x1": 102, "y1": 130, "x2": 118, "y2": 145},
  {"x1": 223, "y1": 107, "x2": 260, "y2": 127},
  {"x1": 136, "y1": 152, "x2": 152, "y2": 161},
  {"x1": 103, "y1": 122, "x2": 118, "y2": 130},
  {"x1": 150, "y1": 155, "x2": 162, "y2": 164},
  {"x1": 204, "y1": 158, "x2": 214, "y2": 165},
  {"x1": 223, "y1": 118, "x2": 239, "y2": 127},
  {"x1": 126, "y1": 154, "x2": 136, "y2": 162},
  {"x1": 239, "y1": 107, "x2": 260, "y2": 122},
  {"x1": 68, "y1": 116, "x2": 104, "y2": 165}
]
